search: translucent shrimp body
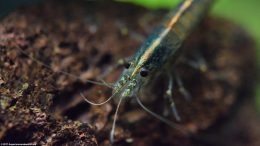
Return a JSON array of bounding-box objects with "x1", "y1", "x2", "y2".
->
[
  {"x1": 114, "y1": 0, "x2": 213, "y2": 98},
  {"x1": 110, "y1": 0, "x2": 214, "y2": 143}
]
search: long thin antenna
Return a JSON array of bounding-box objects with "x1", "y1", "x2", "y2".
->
[
  {"x1": 19, "y1": 49, "x2": 112, "y2": 87},
  {"x1": 80, "y1": 91, "x2": 117, "y2": 106},
  {"x1": 110, "y1": 97, "x2": 123, "y2": 143},
  {"x1": 135, "y1": 95, "x2": 185, "y2": 133}
]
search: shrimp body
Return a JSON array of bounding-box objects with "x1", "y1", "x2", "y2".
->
[
  {"x1": 84, "y1": 0, "x2": 215, "y2": 143},
  {"x1": 114, "y1": 0, "x2": 214, "y2": 98}
]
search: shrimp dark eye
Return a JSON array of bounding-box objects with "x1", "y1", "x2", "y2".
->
[
  {"x1": 140, "y1": 68, "x2": 149, "y2": 77},
  {"x1": 124, "y1": 62, "x2": 131, "y2": 69}
]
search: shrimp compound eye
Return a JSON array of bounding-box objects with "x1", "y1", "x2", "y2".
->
[
  {"x1": 124, "y1": 62, "x2": 131, "y2": 69},
  {"x1": 140, "y1": 68, "x2": 149, "y2": 77}
]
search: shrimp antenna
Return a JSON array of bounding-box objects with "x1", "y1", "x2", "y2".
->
[
  {"x1": 135, "y1": 95, "x2": 184, "y2": 133},
  {"x1": 110, "y1": 97, "x2": 123, "y2": 143},
  {"x1": 19, "y1": 49, "x2": 112, "y2": 88},
  {"x1": 80, "y1": 91, "x2": 117, "y2": 106}
]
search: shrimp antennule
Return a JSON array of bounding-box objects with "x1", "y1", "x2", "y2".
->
[{"x1": 135, "y1": 95, "x2": 184, "y2": 133}]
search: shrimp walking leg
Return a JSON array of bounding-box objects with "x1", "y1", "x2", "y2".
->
[
  {"x1": 179, "y1": 52, "x2": 208, "y2": 73},
  {"x1": 174, "y1": 71, "x2": 192, "y2": 101},
  {"x1": 164, "y1": 74, "x2": 181, "y2": 122}
]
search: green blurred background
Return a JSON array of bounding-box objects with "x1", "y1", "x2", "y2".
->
[
  {"x1": 118, "y1": 0, "x2": 260, "y2": 45},
  {"x1": 1, "y1": 0, "x2": 260, "y2": 111}
]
